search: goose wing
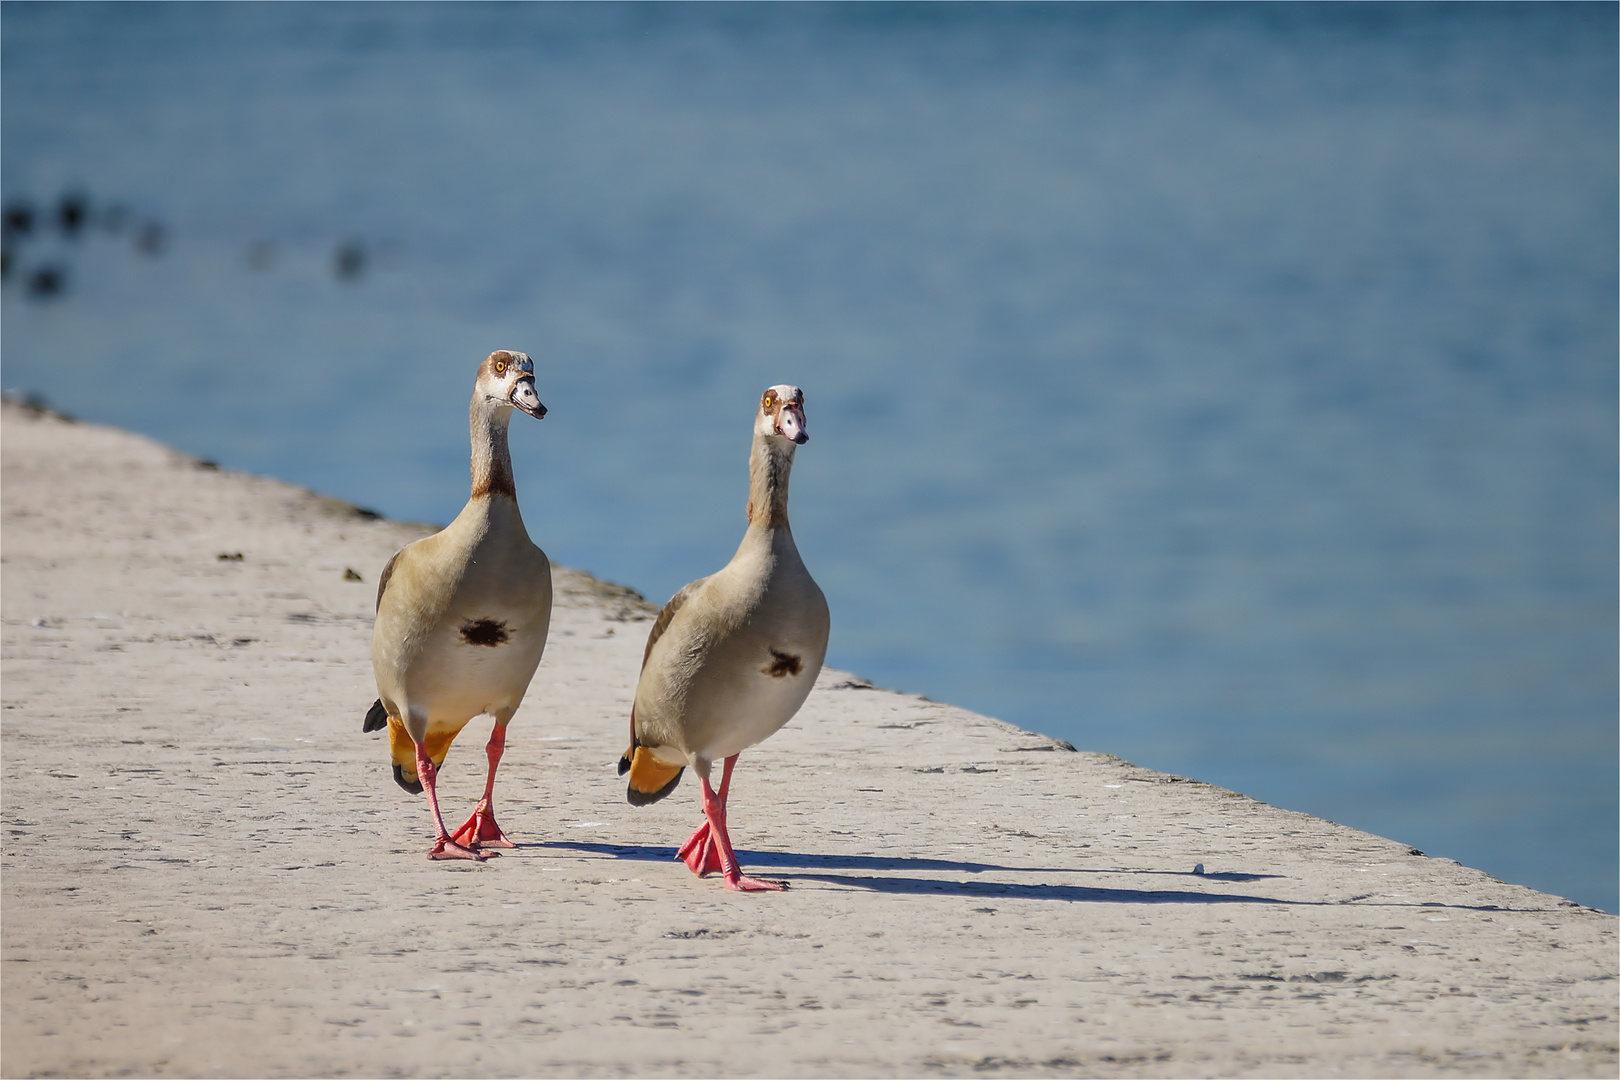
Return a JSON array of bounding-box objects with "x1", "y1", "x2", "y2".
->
[
  {"x1": 640, "y1": 576, "x2": 706, "y2": 671},
  {"x1": 617, "y1": 576, "x2": 709, "y2": 800},
  {"x1": 361, "y1": 547, "x2": 408, "y2": 732},
  {"x1": 375, "y1": 548, "x2": 403, "y2": 613}
]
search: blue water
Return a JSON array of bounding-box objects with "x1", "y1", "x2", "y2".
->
[{"x1": 4, "y1": 3, "x2": 1615, "y2": 912}]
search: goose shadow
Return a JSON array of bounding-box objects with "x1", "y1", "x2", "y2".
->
[
  {"x1": 530, "y1": 842, "x2": 1568, "y2": 913},
  {"x1": 539, "y1": 840, "x2": 1289, "y2": 904}
]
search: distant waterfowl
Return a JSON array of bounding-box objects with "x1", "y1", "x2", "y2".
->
[
  {"x1": 620, "y1": 385, "x2": 829, "y2": 891},
  {"x1": 334, "y1": 239, "x2": 365, "y2": 280},
  {"x1": 26, "y1": 265, "x2": 65, "y2": 299},
  {"x1": 57, "y1": 192, "x2": 87, "y2": 237},
  {"x1": 133, "y1": 222, "x2": 165, "y2": 257},
  {"x1": 364, "y1": 350, "x2": 553, "y2": 861},
  {"x1": 2, "y1": 202, "x2": 33, "y2": 241}
]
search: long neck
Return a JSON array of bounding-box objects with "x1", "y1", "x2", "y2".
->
[
  {"x1": 745, "y1": 432, "x2": 794, "y2": 529},
  {"x1": 470, "y1": 399, "x2": 517, "y2": 500}
]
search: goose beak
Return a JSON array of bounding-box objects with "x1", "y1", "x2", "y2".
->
[
  {"x1": 510, "y1": 378, "x2": 547, "y2": 420},
  {"x1": 776, "y1": 403, "x2": 807, "y2": 444}
]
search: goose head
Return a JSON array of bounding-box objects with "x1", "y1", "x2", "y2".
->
[
  {"x1": 478, "y1": 350, "x2": 547, "y2": 420},
  {"x1": 756, "y1": 385, "x2": 807, "y2": 445}
]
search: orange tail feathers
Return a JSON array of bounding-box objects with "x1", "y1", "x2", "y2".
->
[
  {"x1": 388, "y1": 715, "x2": 459, "y2": 795},
  {"x1": 621, "y1": 746, "x2": 684, "y2": 806}
]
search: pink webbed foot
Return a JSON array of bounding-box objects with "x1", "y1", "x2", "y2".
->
[
  {"x1": 724, "y1": 872, "x2": 788, "y2": 892},
  {"x1": 451, "y1": 798, "x2": 515, "y2": 850},
  {"x1": 678, "y1": 821, "x2": 724, "y2": 876},
  {"x1": 414, "y1": 743, "x2": 496, "y2": 863},
  {"x1": 686, "y1": 757, "x2": 788, "y2": 891},
  {"x1": 429, "y1": 836, "x2": 495, "y2": 861}
]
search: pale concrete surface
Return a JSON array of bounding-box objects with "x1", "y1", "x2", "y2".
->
[{"x1": 2, "y1": 399, "x2": 1615, "y2": 1078}]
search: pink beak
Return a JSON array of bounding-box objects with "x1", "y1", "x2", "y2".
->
[{"x1": 775, "y1": 403, "x2": 808, "y2": 444}]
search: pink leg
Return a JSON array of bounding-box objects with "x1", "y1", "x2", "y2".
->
[
  {"x1": 691, "y1": 757, "x2": 785, "y2": 892},
  {"x1": 451, "y1": 723, "x2": 515, "y2": 849},
  {"x1": 418, "y1": 744, "x2": 493, "y2": 861},
  {"x1": 678, "y1": 755, "x2": 735, "y2": 876}
]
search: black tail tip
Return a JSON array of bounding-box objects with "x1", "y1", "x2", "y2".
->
[
  {"x1": 617, "y1": 753, "x2": 631, "y2": 776},
  {"x1": 392, "y1": 763, "x2": 423, "y2": 795},
  {"x1": 626, "y1": 768, "x2": 682, "y2": 806},
  {"x1": 363, "y1": 699, "x2": 388, "y2": 733}
]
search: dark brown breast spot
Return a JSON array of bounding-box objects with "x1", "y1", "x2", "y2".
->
[
  {"x1": 764, "y1": 649, "x2": 803, "y2": 678},
  {"x1": 460, "y1": 619, "x2": 510, "y2": 647}
]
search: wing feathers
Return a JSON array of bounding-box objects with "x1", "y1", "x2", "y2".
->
[
  {"x1": 375, "y1": 548, "x2": 402, "y2": 613},
  {"x1": 640, "y1": 578, "x2": 704, "y2": 671},
  {"x1": 619, "y1": 579, "x2": 704, "y2": 799}
]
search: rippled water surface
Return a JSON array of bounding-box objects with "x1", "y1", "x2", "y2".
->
[{"x1": 4, "y1": 3, "x2": 1615, "y2": 911}]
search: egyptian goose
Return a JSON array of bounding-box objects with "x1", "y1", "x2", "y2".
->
[
  {"x1": 619, "y1": 385, "x2": 830, "y2": 891},
  {"x1": 362, "y1": 350, "x2": 553, "y2": 861}
]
